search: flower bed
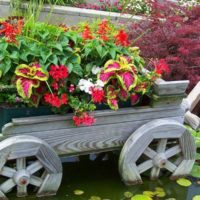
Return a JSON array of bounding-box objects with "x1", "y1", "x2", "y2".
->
[
  {"x1": 0, "y1": 0, "x2": 144, "y2": 25},
  {"x1": 0, "y1": 17, "x2": 168, "y2": 127}
]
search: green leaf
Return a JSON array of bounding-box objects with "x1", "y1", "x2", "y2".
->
[
  {"x1": 190, "y1": 164, "x2": 200, "y2": 178},
  {"x1": 0, "y1": 42, "x2": 8, "y2": 50},
  {"x1": 176, "y1": 178, "x2": 192, "y2": 187},
  {"x1": 50, "y1": 43, "x2": 63, "y2": 52},
  {"x1": 72, "y1": 64, "x2": 83, "y2": 77},
  {"x1": 66, "y1": 63, "x2": 73, "y2": 73},
  {"x1": 41, "y1": 49, "x2": 52, "y2": 63},
  {"x1": 89, "y1": 196, "x2": 101, "y2": 200},
  {"x1": 49, "y1": 55, "x2": 58, "y2": 65},
  {"x1": 86, "y1": 63, "x2": 93, "y2": 73},
  {"x1": 110, "y1": 48, "x2": 116, "y2": 59},
  {"x1": 10, "y1": 51, "x2": 19, "y2": 60},
  {"x1": 96, "y1": 45, "x2": 103, "y2": 57},
  {"x1": 0, "y1": 70, "x2": 2, "y2": 78},
  {"x1": 1, "y1": 58, "x2": 11, "y2": 75}
]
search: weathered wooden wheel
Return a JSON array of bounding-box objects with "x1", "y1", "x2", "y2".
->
[
  {"x1": 119, "y1": 119, "x2": 196, "y2": 185},
  {"x1": 0, "y1": 135, "x2": 62, "y2": 200}
]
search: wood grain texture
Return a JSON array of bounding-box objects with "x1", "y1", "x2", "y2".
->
[
  {"x1": 151, "y1": 94, "x2": 185, "y2": 107},
  {"x1": 184, "y1": 111, "x2": 200, "y2": 130},
  {"x1": 2, "y1": 116, "x2": 183, "y2": 156},
  {"x1": 119, "y1": 119, "x2": 196, "y2": 185},
  {"x1": 153, "y1": 80, "x2": 189, "y2": 96},
  {"x1": 0, "y1": 135, "x2": 63, "y2": 199}
]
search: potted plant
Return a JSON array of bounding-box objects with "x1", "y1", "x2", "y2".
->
[{"x1": 0, "y1": 17, "x2": 196, "y2": 199}]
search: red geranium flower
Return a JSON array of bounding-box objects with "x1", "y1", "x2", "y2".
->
[
  {"x1": 72, "y1": 113, "x2": 96, "y2": 126},
  {"x1": 114, "y1": 30, "x2": 129, "y2": 47},
  {"x1": 49, "y1": 65, "x2": 69, "y2": 81},
  {"x1": 44, "y1": 93, "x2": 68, "y2": 108},
  {"x1": 90, "y1": 87, "x2": 105, "y2": 103}
]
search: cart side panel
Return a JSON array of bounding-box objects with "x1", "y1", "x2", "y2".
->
[{"x1": 1, "y1": 106, "x2": 185, "y2": 156}]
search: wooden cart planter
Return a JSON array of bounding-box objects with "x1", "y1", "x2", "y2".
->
[{"x1": 0, "y1": 79, "x2": 196, "y2": 199}]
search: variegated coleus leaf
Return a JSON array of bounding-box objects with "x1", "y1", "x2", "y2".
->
[
  {"x1": 106, "y1": 85, "x2": 119, "y2": 99},
  {"x1": 15, "y1": 64, "x2": 48, "y2": 81},
  {"x1": 104, "y1": 60, "x2": 120, "y2": 73},
  {"x1": 116, "y1": 71, "x2": 137, "y2": 91},
  {"x1": 118, "y1": 87, "x2": 129, "y2": 101},
  {"x1": 130, "y1": 93, "x2": 140, "y2": 105},
  {"x1": 99, "y1": 71, "x2": 115, "y2": 84},
  {"x1": 16, "y1": 77, "x2": 40, "y2": 99},
  {"x1": 107, "y1": 98, "x2": 118, "y2": 110},
  {"x1": 134, "y1": 82, "x2": 149, "y2": 95}
]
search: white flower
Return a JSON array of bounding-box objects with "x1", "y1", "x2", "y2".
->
[
  {"x1": 78, "y1": 79, "x2": 94, "y2": 94},
  {"x1": 92, "y1": 66, "x2": 101, "y2": 75},
  {"x1": 95, "y1": 80, "x2": 104, "y2": 88}
]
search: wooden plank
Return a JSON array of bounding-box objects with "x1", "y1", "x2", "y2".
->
[
  {"x1": 184, "y1": 111, "x2": 200, "y2": 130},
  {"x1": 3, "y1": 117, "x2": 183, "y2": 156},
  {"x1": 186, "y1": 81, "x2": 200, "y2": 111},
  {"x1": 153, "y1": 79, "x2": 189, "y2": 96},
  {"x1": 2, "y1": 106, "x2": 185, "y2": 135},
  {"x1": 37, "y1": 173, "x2": 63, "y2": 197},
  {"x1": 151, "y1": 94, "x2": 185, "y2": 107}
]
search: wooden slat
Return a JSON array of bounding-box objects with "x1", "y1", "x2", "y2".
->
[
  {"x1": 184, "y1": 111, "x2": 200, "y2": 130},
  {"x1": 4, "y1": 117, "x2": 183, "y2": 156},
  {"x1": 2, "y1": 106, "x2": 185, "y2": 135},
  {"x1": 153, "y1": 79, "x2": 189, "y2": 96}
]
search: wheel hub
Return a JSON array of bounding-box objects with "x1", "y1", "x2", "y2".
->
[
  {"x1": 153, "y1": 153, "x2": 167, "y2": 168},
  {"x1": 14, "y1": 170, "x2": 30, "y2": 186}
]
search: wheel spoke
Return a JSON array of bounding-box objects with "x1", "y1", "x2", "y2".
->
[
  {"x1": 0, "y1": 167, "x2": 16, "y2": 178},
  {"x1": 137, "y1": 160, "x2": 153, "y2": 174},
  {"x1": 16, "y1": 158, "x2": 26, "y2": 170},
  {"x1": 150, "y1": 167, "x2": 160, "y2": 179},
  {"x1": 29, "y1": 176, "x2": 43, "y2": 187},
  {"x1": 0, "y1": 179, "x2": 16, "y2": 193},
  {"x1": 17, "y1": 185, "x2": 27, "y2": 197},
  {"x1": 157, "y1": 139, "x2": 168, "y2": 153},
  {"x1": 165, "y1": 145, "x2": 181, "y2": 159},
  {"x1": 143, "y1": 147, "x2": 157, "y2": 159},
  {"x1": 174, "y1": 156, "x2": 183, "y2": 166},
  {"x1": 165, "y1": 160, "x2": 177, "y2": 172},
  {"x1": 27, "y1": 161, "x2": 43, "y2": 175}
]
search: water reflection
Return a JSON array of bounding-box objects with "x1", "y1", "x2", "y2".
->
[{"x1": 8, "y1": 152, "x2": 200, "y2": 200}]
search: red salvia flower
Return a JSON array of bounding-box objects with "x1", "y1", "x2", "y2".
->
[
  {"x1": 82, "y1": 25, "x2": 94, "y2": 40},
  {"x1": 90, "y1": 87, "x2": 105, "y2": 103},
  {"x1": 49, "y1": 65, "x2": 69, "y2": 81},
  {"x1": 97, "y1": 19, "x2": 110, "y2": 41},
  {"x1": 114, "y1": 30, "x2": 129, "y2": 46}
]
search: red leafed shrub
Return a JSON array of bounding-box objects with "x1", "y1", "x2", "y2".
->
[{"x1": 128, "y1": 0, "x2": 200, "y2": 92}]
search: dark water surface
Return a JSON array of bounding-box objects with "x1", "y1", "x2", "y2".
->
[{"x1": 7, "y1": 153, "x2": 200, "y2": 200}]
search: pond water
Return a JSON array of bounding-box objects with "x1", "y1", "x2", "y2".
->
[{"x1": 7, "y1": 152, "x2": 200, "y2": 200}]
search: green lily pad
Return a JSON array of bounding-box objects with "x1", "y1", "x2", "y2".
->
[
  {"x1": 131, "y1": 194, "x2": 152, "y2": 200},
  {"x1": 89, "y1": 196, "x2": 101, "y2": 200},
  {"x1": 143, "y1": 191, "x2": 154, "y2": 198},
  {"x1": 193, "y1": 195, "x2": 200, "y2": 200},
  {"x1": 73, "y1": 189, "x2": 84, "y2": 195},
  {"x1": 124, "y1": 191, "x2": 133, "y2": 198},
  {"x1": 176, "y1": 178, "x2": 192, "y2": 187}
]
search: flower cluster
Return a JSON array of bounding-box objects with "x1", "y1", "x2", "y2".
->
[
  {"x1": 73, "y1": 113, "x2": 96, "y2": 126},
  {"x1": 0, "y1": 18, "x2": 159, "y2": 127},
  {"x1": 44, "y1": 93, "x2": 68, "y2": 108},
  {"x1": 0, "y1": 17, "x2": 23, "y2": 43}
]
